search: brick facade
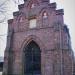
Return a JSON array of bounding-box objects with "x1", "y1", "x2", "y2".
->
[{"x1": 3, "y1": 0, "x2": 74, "y2": 75}]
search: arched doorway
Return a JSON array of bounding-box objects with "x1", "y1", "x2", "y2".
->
[{"x1": 24, "y1": 41, "x2": 41, "y2": 75}]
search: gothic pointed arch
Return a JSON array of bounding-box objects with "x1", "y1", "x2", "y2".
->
[
  {"x1": 39, "y1": 8, "x2": 50, "y2": 27},
  {"x1": 17, "y1": 12, "x2": 26, "y2": 22},
  {"x1": 22, "y1": 38, "x2": 42, "y2": 75},
  {"x1": 21, "y1": 35, "x2": 46, "y2": 52},
  {"x1": 39, "y1": 7, "x2": 51, "y2": 17},
  {"x1": 16, "y1": 12, "x2": 28, "y2": 31},
  {"x1": 25, "y1": 41, "x2": 41, "y2": 74}
]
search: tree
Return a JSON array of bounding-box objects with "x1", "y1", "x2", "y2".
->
[
  {"x1": 0, "y1": 0, "x2": 24, "y2": 23},
  {"x1": 0, "y1": 0, "x2": 24, "y2": 53}
]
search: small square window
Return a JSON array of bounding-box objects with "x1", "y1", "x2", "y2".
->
[{"x1": 29, "y1": 19, "x2": 36, "y2": 28}]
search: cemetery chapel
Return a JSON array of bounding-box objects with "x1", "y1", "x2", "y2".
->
[{"x1": 3, "y1": 0, "x2": 74, "y2": 75}]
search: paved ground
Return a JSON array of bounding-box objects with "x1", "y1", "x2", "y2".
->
[{"x1": 0, "y1": 72, "x2": 2, "y2": 75}]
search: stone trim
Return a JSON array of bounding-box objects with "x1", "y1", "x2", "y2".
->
[
  {"x1": 56, "y1": 9, "x2": 64, "y2": 15},
  {"x1": 20, "y1": 35, "x2": 46, "y2": 52}
]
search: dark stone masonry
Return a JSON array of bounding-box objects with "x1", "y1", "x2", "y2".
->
[{"x1": 3, "y1": 0, "x2": 74, "y2": 75}]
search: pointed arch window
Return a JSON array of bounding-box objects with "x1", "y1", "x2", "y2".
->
[
  {"x1": 42, "y1": 11, "x2": 49, "y2": 27},
  {"x1": 19, "y1": 17, "x2": 24, "y2": 22},
  {"x1": 24, "y1": 41, "x2": 41, "y2": 75},
  {"x1": 31, "y1": 4, "x2": 35, "y2": 8},
  {"x1": 43, "y1": 12, "x2": 48, "y2": 18}
]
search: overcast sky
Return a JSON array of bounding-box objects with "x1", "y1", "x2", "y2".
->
[{"x1": 0, "y1": 0, "x2": 75, "y2": 57}]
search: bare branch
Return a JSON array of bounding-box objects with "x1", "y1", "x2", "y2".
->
[
  {"x1": 0, "y1": 0, "x2": 24, "y2": 23},
  {"x1": 0, "y1": 37, "x2": 5, "y2": 42}
]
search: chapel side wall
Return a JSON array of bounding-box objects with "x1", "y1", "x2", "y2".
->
[
  {"x1": 63, "y1": 50, "x2": 74, "y2": 75},
  {"x1": 3, "y1": 19, "x2": 14, "y2": 75}
]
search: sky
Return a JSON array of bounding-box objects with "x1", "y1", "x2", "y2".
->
[{"x1": 0, "y1": 0, "x2": 75, "y2": 57}]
